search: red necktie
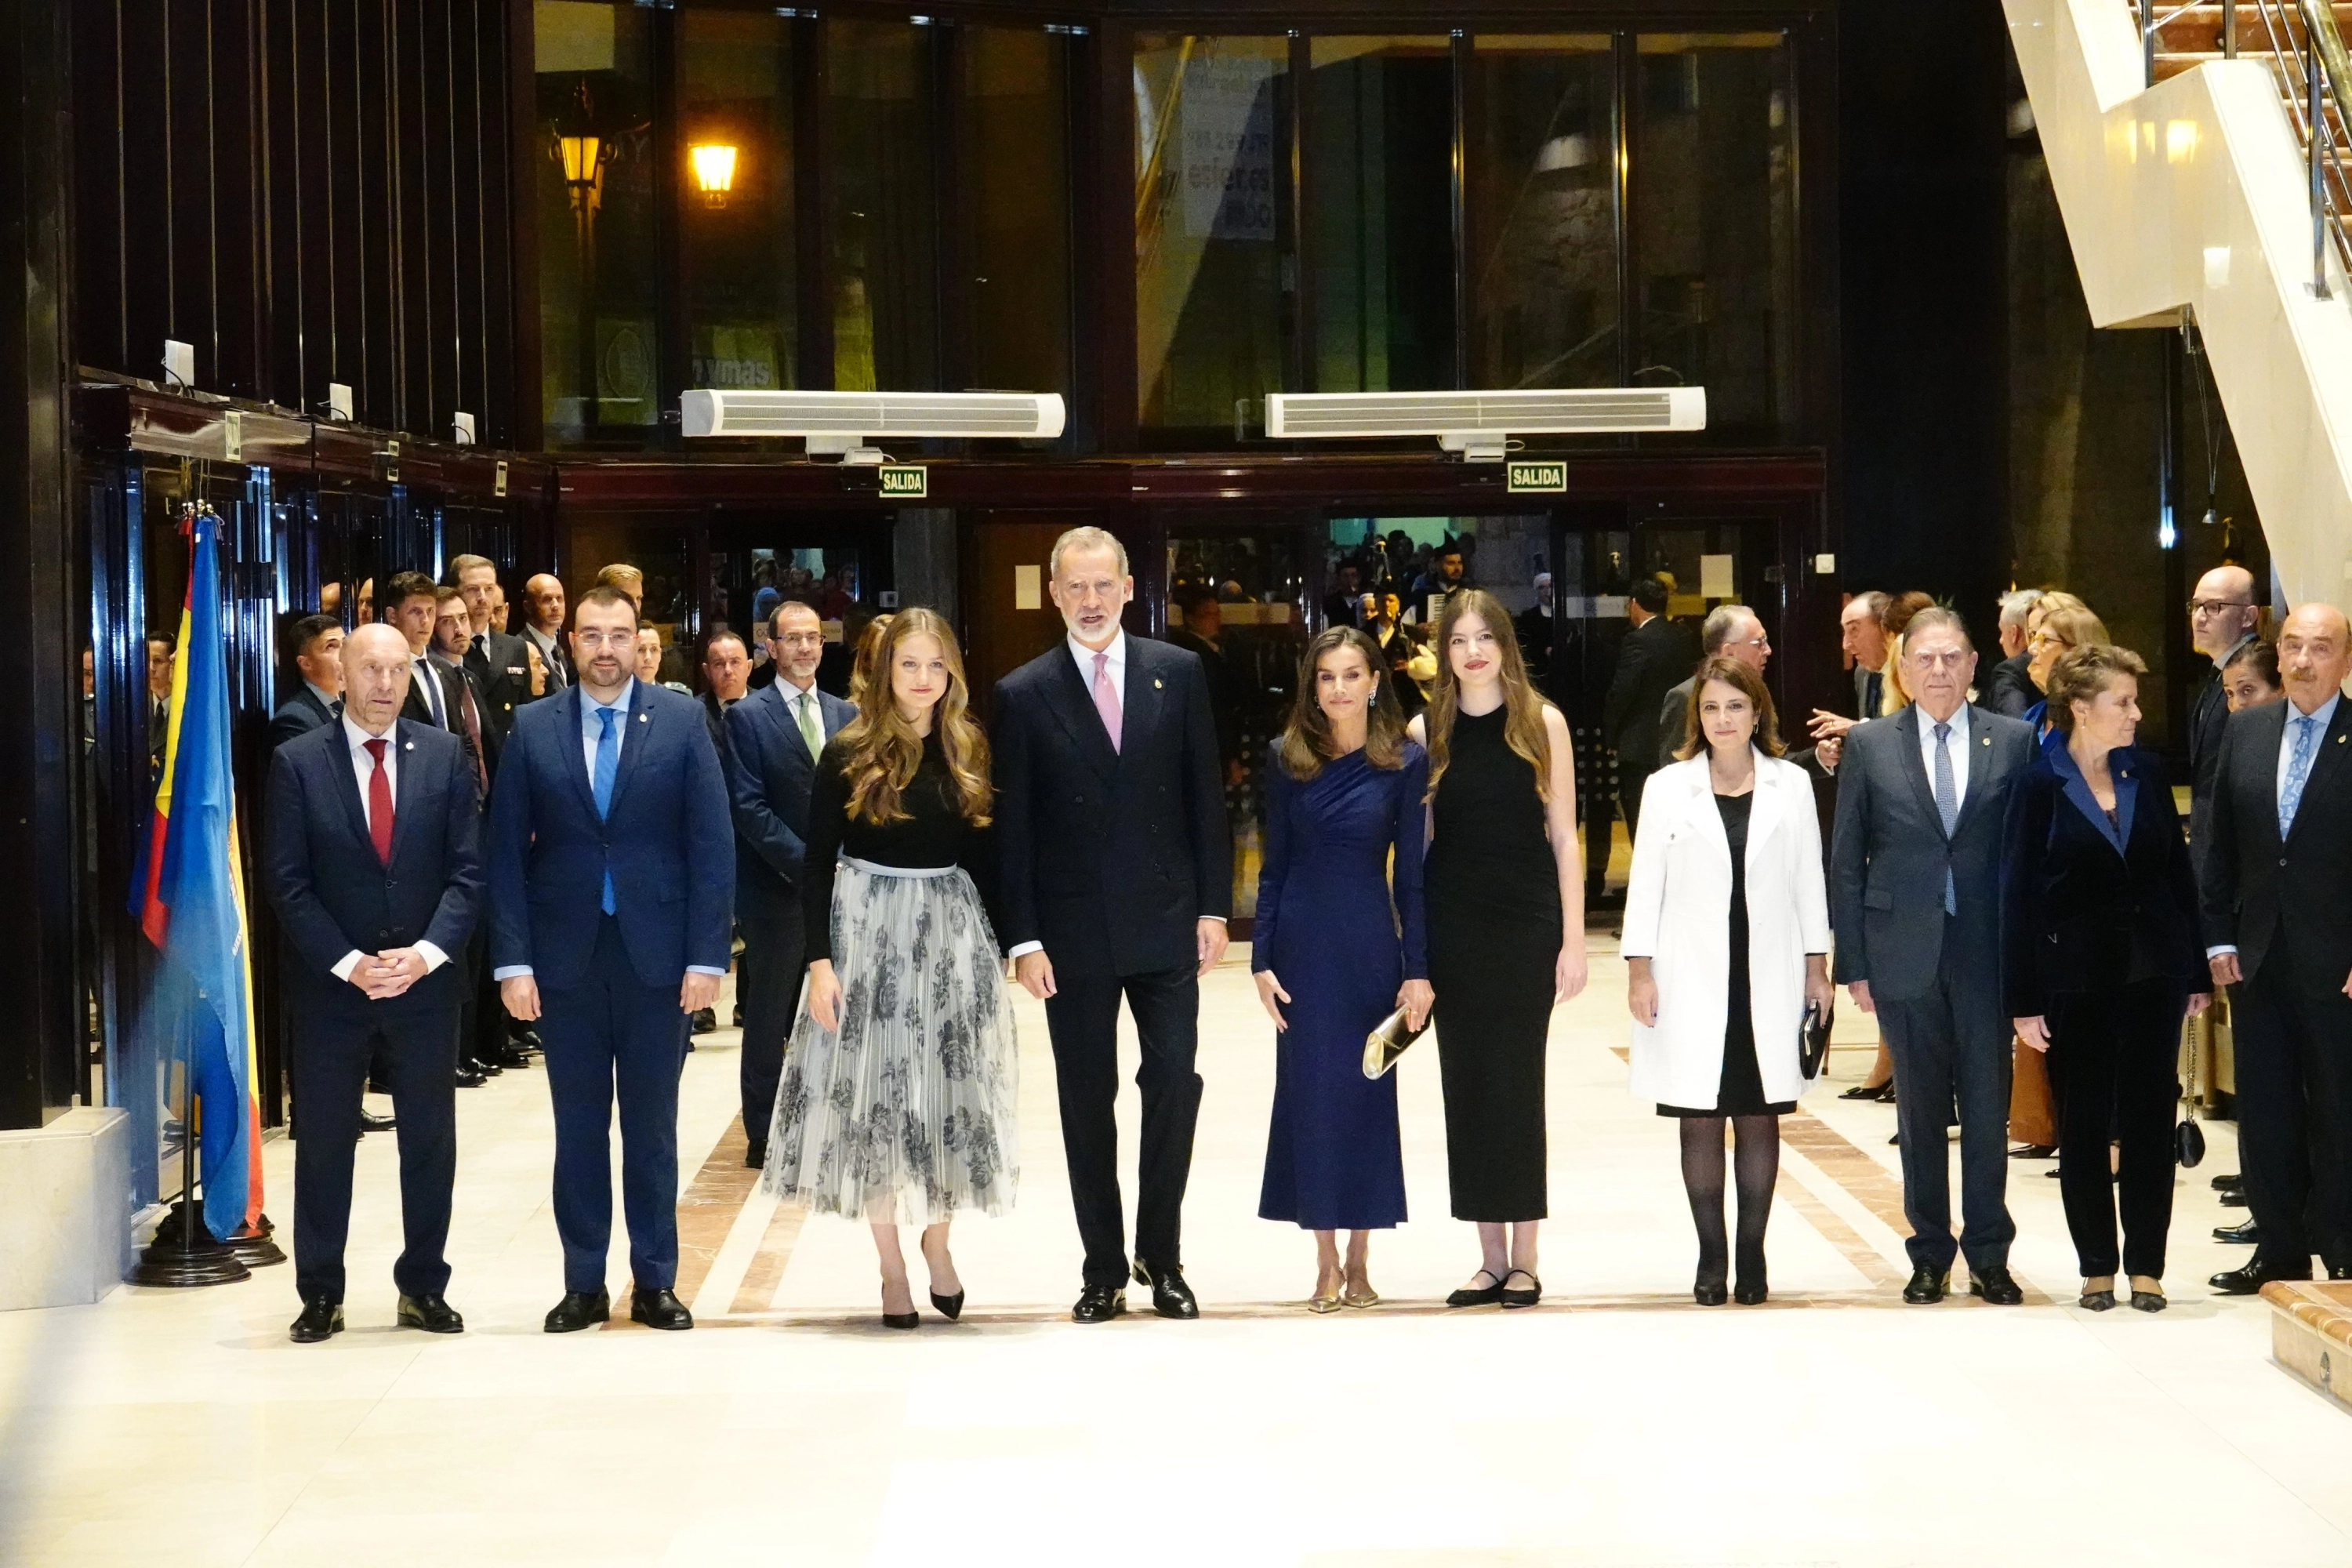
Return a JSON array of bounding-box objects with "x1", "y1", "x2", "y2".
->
[{"x1": 364, "y1": 737, "x2": 395, "y2": 864}]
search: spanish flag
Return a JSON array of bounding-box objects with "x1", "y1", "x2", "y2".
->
[{"x1": 131, "y1": 506, "x2": 263, "y2": 1244}]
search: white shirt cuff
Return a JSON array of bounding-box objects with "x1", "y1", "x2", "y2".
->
[
  {"x1": 2205, "y1": 945, "x2": 2238, "y2": 959},
  {"x1": 686, "y1": 965, "x2": 728, "y2": 977},
  {"x1": 1202, "y1": 916, "x2": 1229, "y2": 924},
  {"x1": 332, "y1": 950, "x2": 365, "y2": 982},
  {"x1": 493, "y1": 965, "x2": 533, "y2": 981},
  {"x1": 416, "y1": 941, "x2": 450, "y2": 974},
  {"x1": 1006, "y1": 941, "x2": 1044, "y2": 960}
]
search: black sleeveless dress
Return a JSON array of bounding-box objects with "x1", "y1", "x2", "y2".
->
[{"x1": 1426, "y1": 705, "x2": 1563, "y2": 1221}]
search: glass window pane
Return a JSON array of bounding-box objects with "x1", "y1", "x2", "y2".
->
[
  {"x1": 535, "y1": 1, "x2": 660, "y2": 445},
  {"x1": 1134, "y1": 34, "x2": 1291, "y2": 439},
  {"x1": 681, "y1": 11, "x2": 797, "y2": 392},
  {"x1": 828, "y1": 20, "x2": 939, "y2": 392},
  {"x1": 960, "y1": 28, "x2": 1072, "y2": 397},
  {"x1": 1304, "y1": 36, "x2": 1455, "y2": 392},
  {"x1": 1466, "y1": 35, "x2": 1619, "y2": 394},
  {"x1": 1632, "y1": 33, "x2": 1798, "y2": 438}
]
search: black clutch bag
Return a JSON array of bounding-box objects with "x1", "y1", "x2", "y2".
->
[
  {"x1": 1362, "y1": 1007, "x2": 1430, "y2": 1080},
  {"x1": 1798, "y1": 1001, "x2": 1834, "y2": 1080}
]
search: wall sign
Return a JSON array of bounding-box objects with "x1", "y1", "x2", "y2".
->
[
  {"x1": 1505, "y1": 460, "x2": 1566, "y2": 494},
  {"x1": 880, "y1": 464, "x2": 928, "y2": 499}
]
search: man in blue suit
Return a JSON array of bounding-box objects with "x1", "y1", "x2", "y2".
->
[
  {"x1": 262, "y1": 623, "x2": 481, "y2": 1344},
  {"x1": 720, "y1": 599, "x2": 855, "y2": 1167},
  {"x1": 267, "y1": 614, "x2": 344, "y2": 746},
  {"x1": 486, "y1": 586, "x2": 735, "y2": 1334}
]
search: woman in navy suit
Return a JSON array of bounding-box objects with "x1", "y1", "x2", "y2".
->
[{"x1": 2002, "y1": 643, "x2": 2210, "y2": 1313}]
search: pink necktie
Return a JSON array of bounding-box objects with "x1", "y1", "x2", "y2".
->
[{"x1": 1092, "y1": 650, "x2": 1121, "y2": 753}]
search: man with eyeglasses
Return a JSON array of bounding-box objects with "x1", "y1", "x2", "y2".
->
[
  {"x1": 2188, "y1": 565, "x2": 2263, "y2": 839},
  {"x1": 1655, "y1": 604, "x2": 1828, "y2": 775}
]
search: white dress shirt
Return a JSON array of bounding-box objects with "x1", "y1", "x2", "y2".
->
[
  {"x1": 1069, "y1": 630, "x2": 1127, "y2": 707},
  {"x1": 328, "y1": 714, "x2": 451, "y2": 983},
  {"x1": 410, "y1": 652, "x2": 448, "y2": 728},
  {"x1": 777, "y1": 673, "x2": 823, "y2": 731},
  {"x1": 1917, "y1": 702, "x2": 1971, "y2": 809},
  {"x1": 2208, "y1": 691, "x2": 2339, "y2": 960}
]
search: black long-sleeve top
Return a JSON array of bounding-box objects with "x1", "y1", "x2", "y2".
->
[{"x1": 802, "y1": 728, "x2": 998, "y2": 963}]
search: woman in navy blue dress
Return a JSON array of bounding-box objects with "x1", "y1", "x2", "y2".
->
[{"x1": 1253, "y1": 626, "x2": 1431, "y2": 1312}]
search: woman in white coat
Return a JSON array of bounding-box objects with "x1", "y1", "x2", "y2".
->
[{"x1": 1623, "y1": 656, "x2": 1833, "y2": 1306}]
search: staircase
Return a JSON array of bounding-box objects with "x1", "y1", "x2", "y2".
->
[{"x1": 2005, "y1": 0, "x2": 2352, "y2": 601}]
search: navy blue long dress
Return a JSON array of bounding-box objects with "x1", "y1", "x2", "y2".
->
[{"x1": 1254, "y1": 738, "x2": 1428, "y2": 1230}]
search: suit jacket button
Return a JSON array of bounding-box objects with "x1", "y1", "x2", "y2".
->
[{"x1": 2280, "y1": 856, "x2": 2289, "y2": 867}]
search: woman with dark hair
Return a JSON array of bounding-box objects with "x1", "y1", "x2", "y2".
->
[
  {"x1": 1252, "y1": 626, "x2": 1430, "y2": 1310},
  {"x1": 2221, "y1": 637, "x2": 2283, "y2": 712},
  {"x1": 1624, "y1": 656, "x2": 1833, "y2": 1305},
  {"x1": 2002, "y1": 643, "x2": 2209, "y2": 1312},
  {"x1": 1407, "y1": 589, "x2": 1586, "y2": 1310},
  {"x1": 764, "y1": 608, "x2": 1017, "y2": 1330}
]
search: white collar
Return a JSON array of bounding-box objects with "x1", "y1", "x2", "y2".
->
[
  {"x1": 1069, "y1": 630, "x2": 1125, "y2": 667},
  {"x1": 342, "y1": 714, "x2": 397, "y2": 753}
]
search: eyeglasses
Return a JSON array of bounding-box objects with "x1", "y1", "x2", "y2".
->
[
  {"x1": 2187, "y1": 598, "x2": 2255, "y2": 618},
  {"x1": 572, "y1": 629, "x2": 636, "y2": 650},
  {"x1": 775, "y1": 632, "x2": 826, "y2": 649},
  {"x1": 2026, "y1": 631, "x2": 2067, "y2": 652}
]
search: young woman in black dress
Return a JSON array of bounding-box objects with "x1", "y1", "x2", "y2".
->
[{"x1": 1406, "y1": 590, "x2": 1588, "y2": 1309}]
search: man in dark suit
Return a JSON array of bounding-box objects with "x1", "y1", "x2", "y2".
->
[
  {"x1": 1830, "y1": 607, "x2": 2038, "y2": 1305},
  {"x1": 996, "y1": 525, "x2": 1232, "y2": 1323},
  {"x1": 261, "y1": 623, "x2": 482, "y2": 1344},
  {"x1": 145, "y1": 633, "x2": 175, "y2": 779},
  {"x1": 1167, "y1": 591, "x2": 1245, "y2": 786},
  {"x1": 1984, "y1": 589, "x2": 2044, "y2": 720},
  {"x1": 1804, "y1": 592, "x2": 1891, "y2": 761},
  {"x1": 699, "y1": 628, "x2": 753, "y2": 753},
  {"x1": 1656, "y1": 606, "x2": 1825, "y2": 775},
  {"x1": 2187, "y1": 565, "x2": 2263, "y2": 838},
  {"x1": 270, "y1": 615, "x2": 345, "y2": 746},
  {"x1": 486, "y1": 586, "x2": 735, "y2": 1334},
  {"x1": 518, "y1": 573, "x2": 574, "y2": 691},
  {"x1": 1605, "y1": 576, "x2": 1697, "y2": 840},
  {"x1": 721, "y1": 601, "x2": 855, "y2": 1165},
  {"x1": 387, "y1": 572, "x2": 485, "y2": 792},
  {"x1": 2199, "y1": 602, "x2": 2352, "y2": 1293},
  {"x1": 452, "y1": 554, "x2": 539, "y2": 747}
]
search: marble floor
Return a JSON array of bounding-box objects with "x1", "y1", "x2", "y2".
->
[{"x1": 5, "y1": 939, "x2": 2351, "y2": 1566}]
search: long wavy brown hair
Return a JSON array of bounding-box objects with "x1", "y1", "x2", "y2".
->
[
  {"x1": 846, "y1": 612, "x2": 895, "y2": 710},
  {"x1": 1421, "y1": 588, "x2": 1555, "y2": 802},
  {"x1": 1277, "y1": 626, "x2": 1408, "y2": 780},
  {"x1": 834, "y1": 608, "x2": 993, "y2": 827},
  {"x1": 1672, "y1": 655, "x2": 1787, "y2": 760}
]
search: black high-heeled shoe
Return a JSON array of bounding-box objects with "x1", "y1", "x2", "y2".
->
[
  {"x1": 1734, "y1": 1248, "x2": 1768, "y2": 1305},
  {"x1": 1693, "y1": 1277, "x2": 1729, "y2": 1307},
  {"x1": 882, "y1": 1286, "x2": 920, "y2": 1330},
  {"x1": 930, "y1": 1288, "x2": 965, "y2": 1322}
]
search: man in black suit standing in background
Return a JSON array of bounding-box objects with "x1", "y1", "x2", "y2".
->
[
  {"x1": 1984, "y1": 589, "x2": 2044, "y2": 720},
  {"x1": 996, "y1": 525, "x2": 1232, "y2": 1324},
  {"x1": 518, "y1": 573, "x2": 574, "y2": 691},
  {"x1": 452, "y1": 554, "x2": 539, "y2": 750},
  {"x1": 270, "y1": 615, "x2": 345, "y2": 746},
  {"x1": 2199, "y1": 602, "x2": 2352, "y2": 1294},
  {"x1": 1605, "y1": 576, "x2": 1697, "y2": 840},
  {"x1": 2187, "y1": 565, "x2": 2263, "y2": 837},
  {"x1": 262, "y1": 623, "x2": 482, "y2": 1343}
]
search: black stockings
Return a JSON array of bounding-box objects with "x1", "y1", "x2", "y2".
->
[{"x1": 1679, "y1": 1115, "x2": 1780, "y2": 1288}]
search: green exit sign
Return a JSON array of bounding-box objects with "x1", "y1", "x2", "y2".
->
[
  {"x1": 879, "y1": 464, "x2": 928, "y2": 499},
  {"x1": 1506, "y1": 460, "x2": 1566, "y2": 494}
]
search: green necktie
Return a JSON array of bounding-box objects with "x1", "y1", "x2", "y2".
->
[{"x1": 796, "y1": 690, "x2": 824, "y2": 760}]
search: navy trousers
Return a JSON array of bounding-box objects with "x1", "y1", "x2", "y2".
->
[
  {"x1": 289, "y1": 1000, "x2": 459, "y2": 1305},
  {"x1": 539, "y1": 916, "x2": 689, "y2": 1294},
  {"x1": 1876, "y1": 920, "x2": 2016, "y2": 1274}
]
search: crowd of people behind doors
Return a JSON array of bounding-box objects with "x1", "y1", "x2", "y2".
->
[{"x1": 252, "y1": 523, "x2": 2352, "y2": 1343}]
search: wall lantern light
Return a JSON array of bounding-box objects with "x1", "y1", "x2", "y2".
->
[{"x1": 690, "y1": 143, "x2": 739, "y2": 208}]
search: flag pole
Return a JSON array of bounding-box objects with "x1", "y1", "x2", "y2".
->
[{"x1": 129, "y1": 1080, "x2": 249, "y2": 1287}]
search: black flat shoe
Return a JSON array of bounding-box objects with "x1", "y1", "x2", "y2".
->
[
  {"x1": 1902, "y1": 1266, "x2": 1951, "y2": 1305},
  {"x1": 2079, "y1": 1288, "x2": 2116, "y2": 1311},
  {"x1": 2218, "y1": 1189, "x2": 2249, "y2": 1207},
  {"x1": 2209, "y1": 1258, "x2": 2311, "y2": 1295},
  {"x1": 289, "y1": 1298, "x2": 344, "y2": 1343},
  {"x1": 630, "y1": 1287, "x2": 693, "y2": 1330},
  {"x1": 2214, "y1": 1219, "x2": 2260, "y2": 1244},
  {"x1": 544, "y1": 1289, "x2": 612, "y2": 1333},
  {"x1": 1499, "y1": 1269, "x2": 1541, "y2": 1308},
  {"x1": 395, "y1": 1293, "x2": 464, "y2": 1334},
  {"x1": 743, "y1": 1142, "x2": 768, "y2": 1170},
  {"x1": 2130, "y1": 1290, "x2": 2168, "y2": 1312},
  {"x1": 1969, "y1": 1265, "x2": 2024, "y2": 1306},
  {"x1": 1072, "y1": 1283, "x2": 1127, "y2": 1323},
  {"x1": 1838, "y1": 1082, "x2": 1889, "y2": 1101},
  {"x1": 2007, "y1": 1144, "x2": 2056, "y2": 1160},
  {"x1": 1131, "y1": 1258, "x2": 1199, "y2": 1319},
  {"x1": 930, "y1": 1289, "x2": 965, "y2": 1322},
  {"x1": 1445, "y1": 1269, "x2": 1506, "y2": 1308}
]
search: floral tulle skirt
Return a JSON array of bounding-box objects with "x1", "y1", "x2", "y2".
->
[{"x1": 762, "y1": 858, "x2": 1018, "y2": 1225}]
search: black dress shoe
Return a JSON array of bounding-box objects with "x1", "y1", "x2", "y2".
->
[
  {"x1": 1072, "y1": 1283, "x2": 1127, "y2": 1323},
  {"x1": 930, "y1": 1288, "x2": 965, "y2": 1322},
  {"x1": 2209, "y1": 1258, "x2": 2312, "y2": 1295},
  {"x1": 1902, "y1": 1266, "x2": 1951, "y2": 1305},
  {"x1": 358, "y1": 1110, "x2": 397, "y2": 1134},
  {"x1": 1838, "y1": 1082, "x2": 1888, "y2": 1101},
  {"x1": 731, "y1": 1004, "x2": 744, "y2": 1028},
  {"x1": 690, "y1": 1007, "x2": 717, "y2": 1035},
  {"x1": 2211, "y1": 1171, "x2": 2243, "y2": 1192},
  {"x1": 2007, "y1": 1144, "x2": 2056, "y2": 1160},
  {"x1": 2214, "y1": 1219, "x2": 2260, "y2": 1244},
  {"x1": 1969, "y1": 1265, "x2": 2024, "y2": 1305},
  {"x1": 1446, "y1": 1269, "x2": 1507, "y2": 1308},
  {"x1": 2219, "y1": 1189, "x2": 2249, "y2": 1208},
  {"x1": 395, "y1": 1293, "x2": 464, "y2": 1334},
  {"x1": 289, "y1": 1298, "x2": 344, "y2": 1343},
  {"x1": 743, "y1": 1142, "x2": 768, "y2": 1170},
  {"x1": 454, "y1": 1062, "x2": 487, "y2": 1089},
  {"x1": 485, "y1": 1041, "x2": 532, "y2": 1069},
  {"x1": 1499, "y1": 1269, "x2": 1542, "y2": 1308},
  {"x1": 1131, "y1": 1258, "x2": 1199, "y2": 1319},
  {"x1": 630, "y1": 1287, "x2": 693, "y2": 1330},
  {"x1": 544, "y1": 1288, "x2": 612, "y2": 1333}
]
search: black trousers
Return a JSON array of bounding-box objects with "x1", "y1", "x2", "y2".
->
[
  {"x1": 2045, "y1": 981, "x2": 2183, "y2": 1279},
  {"x1": 464, "y1": 929, "x2": 506, "y2": 1064},
  {"x1": 1618, "y1": 766, "x2": 1653, "y2": 844},
  {"x1": 1875, "y1": 920, "x2": 2016, "y2": 1273},
  {"x1": 1043, "y1": 963, "x2": 1202, "y2": 1287},
  {"x1": 737, "y1": 906, "x2": 805, "y2": 1152},
  {"x1": 2231, "y1": 967, "x2": 2352, "y2": 1272},
  {"x1": 289, "y1": 999, "x2": 459, "y2": 1305}
]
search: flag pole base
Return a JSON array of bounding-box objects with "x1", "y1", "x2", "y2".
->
[
  {"x1": 223, "y1": 1229, "x2": 287, "y2": 1268},
  {"x1": 128, "y1": 1239, "x2": 252, "y2": 1288}
]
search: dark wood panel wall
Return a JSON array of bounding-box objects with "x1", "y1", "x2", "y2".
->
[{"x1": 71, "y1": 0, "x2": 524, "y2": 446}]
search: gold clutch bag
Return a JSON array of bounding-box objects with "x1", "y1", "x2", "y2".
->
[{"x1": 1362, "y1": 1007, "x2": 1430, "y2": 1079}]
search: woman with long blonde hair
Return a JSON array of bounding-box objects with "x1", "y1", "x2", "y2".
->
[
  {"x1": 1406, "y1": 588, "x2": 1588, "y2": 1309},
  {"x1": 763, "y1": 608, "x2": 1018, "y2": 1330}
]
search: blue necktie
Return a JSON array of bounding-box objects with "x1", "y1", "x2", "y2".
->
[
  {"x1": 1933, "y1": 721, "x2": 1959, "y2": 916},
  {"x1": 593, "y1": 706, "x2": 619, "y2": 914},
  {"x1": 2280, "y1": 713, "x2": 2321, "y2": 840}
]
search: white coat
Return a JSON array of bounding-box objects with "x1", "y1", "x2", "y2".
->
[{"x1": 1621, "y1": 752, "x2": 1833, "y2": 1109}]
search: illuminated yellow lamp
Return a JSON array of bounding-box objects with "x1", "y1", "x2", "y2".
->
[
  {"x1": 557, "y1": 130, "x2": 603, "y2": 191},
  {"x1": 690, "y1": 142, "x2": 739, "y2": 209}
]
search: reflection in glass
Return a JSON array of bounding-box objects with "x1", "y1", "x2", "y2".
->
[
  {"x1": 1305, "y1": 37, "x2": 1455, "y2": 392},
  {"x1": 1632, "y1": 34, "x2": 1798, "y2": 437},
  {"x1": 1134, "y1": 34, "x2": 1290, "y2": 437},
  {"x1": 829, "y1": 20, "x2": 938, "y2": 393},
  {"x1": 1467, "y1": 36, "x2": 1619, "y2": 392},
  {"x1": 535, "y1": 1, "x2": 660, "y2": 445},
  {"x1": 681, "y1": 10, "x2": 797, "y2": 391},
  {"x1": 958, "y1": 28, "x2": 1073, "y2": 397}
]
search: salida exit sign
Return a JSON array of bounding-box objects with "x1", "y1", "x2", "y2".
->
[
  {"x1": 1505, "y1": 460, "x2": 1566, "y2": 494},
  {"x1": 879, "y1": 465, "x2": 928, "y2": 499}
]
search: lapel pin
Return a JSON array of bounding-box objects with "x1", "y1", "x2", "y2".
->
[
  {"x1": 403, "y1": 741, "x2": 414, "y2": 751},
  {"x1": 638, "y1": 712, "x2": 649, "y2": 724},
  {"x1": 1154, "y1": 677, "x2": 1163, "y2": 689}
]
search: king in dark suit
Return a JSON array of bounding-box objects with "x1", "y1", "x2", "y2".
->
[
  {"x1": 260, "y1": 625, "x2": 482, "y2": 1344},
  {"x1": 485, "y1": 587, "x2": 736, "y2": 1334},
  {"x1": 994, "y1": 527, "x2": 1232, "y2": 1323},
  {"x1": 2198, "y1": 602, "x2": 2352, "y2": 1294},
  {"x1": 721, "y1": 601, "x2": 855, "y2": 1165}
]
